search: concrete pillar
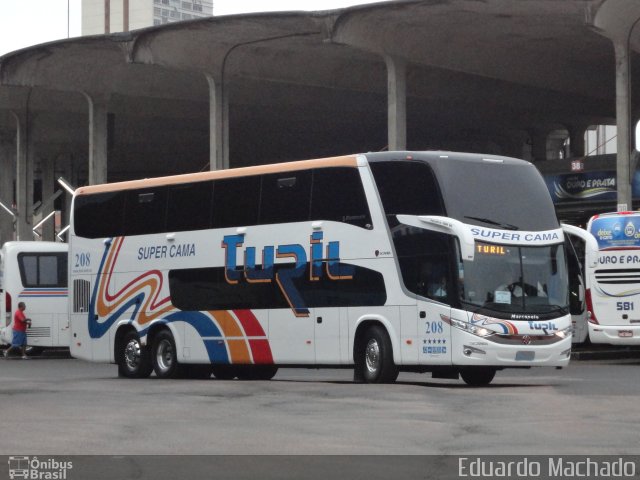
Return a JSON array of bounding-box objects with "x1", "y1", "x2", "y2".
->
[
  {"x1": 614, "y1": 41, "x2": 633, "y2": 210},
  {"x1": 60, "y1": 153, "x2": 74, "y2": 231},
  {"x1": 385, "y1": 55, "x2": 407, "y2": 151},
  {"x1": 206, "y1": 74, "x2": 229, "y2": 170},
  {"x1": 530, "y1": 128, "x2": 549, "y2": 163},
  {"x1": 0, "y1": 136, "x2": 15, "y2": 244},
  {"x1": 568, "y1": 125, "x2": 586, "y2": 158},
  {"x1": 40, "y1": 157, "x2": 55, "y2": 241},
  {"x1": 593, "y1": 0, "x2": 640, "y2": 210},
  {"x1": 84, "y1": 93, "x2": 109, "y2": 185},
  {"x1": 12, "y1": 109, "x2": 33, "y2": 240}
]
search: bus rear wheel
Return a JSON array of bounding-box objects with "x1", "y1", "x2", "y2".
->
[
  {"x1": 459, "y1": 367, "x2": 496, "y2": 386},
  {"x1": 151, "y1": 330, "x2": 180, "y2": 379},
  {"x1": 118, "y1": 330, "x2": 153, "y2": 378},
  {"x1": 354, "y1": 325, "x2": 399, "y2": 384}
]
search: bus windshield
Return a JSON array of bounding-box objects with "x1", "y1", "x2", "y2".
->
[{"x1": 460, "y1": 242, "x2": 569, "y2": 316}]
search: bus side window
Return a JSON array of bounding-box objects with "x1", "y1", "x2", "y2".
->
[
  {"x1": 259, "y1": 171, "x2": 312, "y2": 225},
  {"x1": 310, "y1": 168, "x2": 372, "y2": 229},
  {"x1": 166, "y1": 181, "x2": 214, "y2": 232},
  {"x1": 393, "y1": 227, "x2": 453, "y2": 303},
  {"x1": 369, "y1": 161, "x2": 446, "y2": 229},
  {"x1": 123, "y1": 187, "x2": 168, "y2": 236},
  {"x1": 212, "y1": 176, "x2": 261, "y2": 228},
  {"x1": 17, "y1": 253, "x2": 67, "y2": 288},
  {"x1": 74, "y1": 191, "x2": 126, "y2": 238}
]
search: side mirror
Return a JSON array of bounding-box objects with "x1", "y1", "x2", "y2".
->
[
  {"x1": 396, "y1": 215, "x2": 475, "y2": 261},
  {"x1": 561, "y1": 223, "x2": 598, "y2": 268}
]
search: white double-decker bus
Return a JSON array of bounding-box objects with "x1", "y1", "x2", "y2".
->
[
  {"x1": 586, "y1": 211, "x2": 640, "y2": 344},
  {"x1": 69, "y1": 152, "x2": 587, "y2": 385}
]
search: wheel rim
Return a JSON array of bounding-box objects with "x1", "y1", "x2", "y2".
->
[
  {"x1": 365, "y1": 338, "x2": 380, "y2": 374},
  {"x1": 124, "y1": 339, "x2": 141, "y2": 371},
  {"x1": 156, "y1": 338, "x2": 174, "y2": 373}
]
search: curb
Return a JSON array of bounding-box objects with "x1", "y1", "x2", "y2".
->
[{"x1": 571, "y1": 346, "x2": 640, "y2": 361}]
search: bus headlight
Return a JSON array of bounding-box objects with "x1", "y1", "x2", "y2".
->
[
  {"x1": 475, "y1": 327, "x2": 491, "y2": 337},
  {"x1": 555, "y1": 326, "x2": 572, "y2": 339},
  {"x1": 450, "y1": 318, "x2": 494, "y2": 337}
]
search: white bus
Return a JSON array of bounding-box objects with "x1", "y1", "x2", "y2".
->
[
  {"x1": 69, "y1": 152, "x2": 589, "y2": 385},
  {"x1": 0, "y1": 241, "x2": 69, "y2": 354},
  {"x1": 586, "y1": 211, "x2": 640, "y2": 345}
]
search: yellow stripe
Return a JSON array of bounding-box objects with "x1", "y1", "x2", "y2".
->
[
  {"x1": 75, "y1": 155, "x2": 359, "y2": 195},
  {"x1": 211, "y1": 310, "x2": 252, "y2": 364}
]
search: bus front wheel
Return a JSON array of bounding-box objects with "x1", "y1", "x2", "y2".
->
[
  {"x1": 354, "y1": 325, "x2": 399, "y2": 384},
  {"x1": 151, "y1": 330, "x2": 180, "y2": 379},
  {"x1": 117, "y1": 330, "x2": 153, "y2": 378},
  {"x1": 459, "y1": 367, "x2": 496, "y2": 387}
]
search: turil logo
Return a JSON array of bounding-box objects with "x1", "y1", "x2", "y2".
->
[{"x1": 222, "y1": 232, "x2": 354, "y2": 317}]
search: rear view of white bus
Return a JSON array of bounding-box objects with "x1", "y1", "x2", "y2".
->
[
  {"x1": 0, "y1": 242, "x2": 69, "y2": 353},
  {"x1": 586, "y1": 212, "x2": 640, "y2": 345}
]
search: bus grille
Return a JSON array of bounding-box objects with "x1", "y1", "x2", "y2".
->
[
  {"x1": 73, "y1": 279, "x2": 91, "y2": 313},
  {"x1": 27, "y1": 327, "x2": 50, "y2": 339},
  {"x1": 595, "y1": 268, "x2": 640, "y2": 285}
]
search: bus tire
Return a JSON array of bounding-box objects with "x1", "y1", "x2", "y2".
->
[
  {"x1": 355, "y1": 325, "x2": 399, "y2": 384},
  {"x1": 118, "y1": 330, "x2": 153, "y2": 378},
  {"x1": 460, "y1": 367, "x2": 496, "y2": 387},
  {"x1": 151, "y1": 330, "x2": 180, "y2": 379}
]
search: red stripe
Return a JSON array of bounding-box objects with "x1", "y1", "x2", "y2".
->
[
  {"x1": 233, "y1": 310, "x2": 273, "y2": 364},
  {"x1": 233, "y1": 309, "x2": 267, "y2": 337},
  {"x1": 248, "y1": 340, "x2": 273, "y2": 364}
]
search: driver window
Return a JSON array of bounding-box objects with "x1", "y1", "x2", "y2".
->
[{"x1": 392, "y1": 226, "x2": 452, "y2": 303}]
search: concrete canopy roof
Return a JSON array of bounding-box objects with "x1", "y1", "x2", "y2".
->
[{"x1": 0, "y1": 0, "x2": 638, "y2": 174}]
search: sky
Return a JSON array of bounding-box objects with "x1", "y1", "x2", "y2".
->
[{"x1": 0, "y1": 0, "x2": 381, "y2": 57}]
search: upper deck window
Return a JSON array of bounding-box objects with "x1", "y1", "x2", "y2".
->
[
  {"x1": 369, "y1": 161, "x2": 445, "y2": 227},
  {"x1": 73, "y1": 166, "x2": 373, "y2": 238}
]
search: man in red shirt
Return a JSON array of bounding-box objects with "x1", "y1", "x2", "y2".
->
[{"x1": 4, "y1": 302, "x2": 31, "y2": 359}]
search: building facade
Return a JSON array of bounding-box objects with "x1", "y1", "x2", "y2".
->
[{"x1": 82, "y1": 0, "x2": 213, "y2": 35}]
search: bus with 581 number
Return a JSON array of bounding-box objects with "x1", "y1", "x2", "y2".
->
[{"x1": 586, "y1": 211, "x2": 640, "y2": 344}]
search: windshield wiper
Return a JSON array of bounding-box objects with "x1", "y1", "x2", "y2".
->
[{"x1": 464, "y1": 216, "x2": 519, "y2": 231}]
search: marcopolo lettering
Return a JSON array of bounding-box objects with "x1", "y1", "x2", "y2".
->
[{"x1": 222, "y1": 232, "x2": 354, "y2": 317}]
